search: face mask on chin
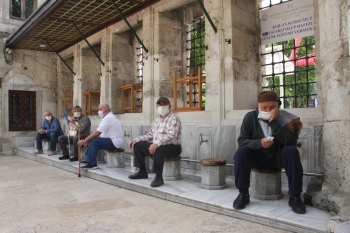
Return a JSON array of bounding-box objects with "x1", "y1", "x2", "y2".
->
[
  {"x1": 45, "y1": 116, "x2": 52, "y2": 121},
  {"x1": 157, "y1": 106, "x2": 170, "y2": 116},
  {"x1": 98, "y1": 110, "x2": 104, "y2": 119},
  {"x1": 258, "y1": 109, "x2": 274, "y2": 121}
]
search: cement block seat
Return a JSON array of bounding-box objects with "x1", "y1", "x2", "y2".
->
[
  {"x1": 78, "y1": 146, "x2": 88, "y2": 161},
  {"x1": 251, "y1": 167, "x2": 283, "y2": 200},
  {"x1": 37, "y1": 139, "x2": 61, "y2": 152},
  {"x1": 106, "y1": 148, "x2": 125, "y2": 168},
  {"x1": 199, "y1": 158, "x2": 227, "y2": 190},
  {"x1": 130, "y1": 152, "x2": 152, "y2": 172},
  {"x1": 163, "y1": 156, "x2": 182, "y2": 181}
]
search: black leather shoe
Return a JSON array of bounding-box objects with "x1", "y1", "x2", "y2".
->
[
  {"x1": 150, "y1": 176, "x2": 164, "y2": 187},
  {"x1": 69, "y1": 157, "x2": 78, "y2": 162},
  {"x1": 59, "y1": 155, "x2": 70, "y2": 160},
  {"x1": 128, "y1": 171, "x2": 148, "y2": 179},
  {"x1": 289, "y1": 195, "x2": 306, "y2": 214},
  {"x1": 233, "y1": 193, "x2": 250, "y2": 210}
]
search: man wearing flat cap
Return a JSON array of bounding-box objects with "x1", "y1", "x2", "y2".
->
[
  {"x1": 233, "y1": 91, "x2": 305, "y2": 214},
  {"x1": 128, "y1": 97, "x2": 182, "y2": 187}
]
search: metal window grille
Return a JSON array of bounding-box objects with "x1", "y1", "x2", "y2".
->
[
  {"x1": 260, "y1": 0, "x2": 317, "y2": 108},
  {"x1": 9, "y1": 90, "x2": 36, "y2": 131},
  {"x1": 185, "y1": 18, "x2": 206, "y2": 108},
  {"x1": 135, "y1": 43, "x2": 143, "y2": 108},
  {"x1": 260, "y1": 0, "x2": 289, "y2": 10},
  {"x1": 11, "y1": 0, "x2": 36, "y2": 20}
]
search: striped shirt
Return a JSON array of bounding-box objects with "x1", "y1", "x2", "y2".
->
[{"x1": 135, "y1": 111, "x2": 181, "y2": 146}]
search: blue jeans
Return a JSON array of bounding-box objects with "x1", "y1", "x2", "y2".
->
[
  {"x1": 85, "y1": 137, "x2": 118, "y2": 165},
  {"x1": 36, "y1": 132, "x2": 59, "y2": 151}
]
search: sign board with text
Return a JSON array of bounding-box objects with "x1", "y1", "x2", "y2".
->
[{"x1": 260, "y1": 0, "x2": 314, "y2": 45}]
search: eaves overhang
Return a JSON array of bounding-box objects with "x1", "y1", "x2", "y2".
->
[{"x1": 6, "y1": 0, "x2": 160, "y2": 53}]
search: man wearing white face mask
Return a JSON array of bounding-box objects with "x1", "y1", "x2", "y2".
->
[
  {"x1": 128, "y1": 97, "x2": 182, "y2": 188},
  {"x1": 58, "y1": 106, "x2": 91, "y2": 161},
  {"x1": 34, "y1": 110, "x2": 64, "y2": 156},
  {"x1": 77, "y1": 104, "x2": 123, "y2": 169},
  {"x1": 233, "y1": 91, "x2": 305, "y2": 214}
]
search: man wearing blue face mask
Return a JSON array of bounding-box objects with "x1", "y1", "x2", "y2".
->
[
  {"x1": 233, "y1": 91, "x2": 305, "y2": 214},
  {"x1": 77, "y1": 104, "x2": 123, "y2": 169},
  {"x1": 34, "y1": 110, "x2": 64, "y2": 156},
  {"x1": 128, "y1": 97, "x2": 182, "y2": 187}
]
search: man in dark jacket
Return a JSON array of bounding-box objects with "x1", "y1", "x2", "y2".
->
[
  {"x1": 233, "y1": 91, "x2": 305, "y2": 214},
  {"x1": 34, "y1": 110, "x2": 64, "y2": 155},
  {"x1": 58, "y1": 105, "x2": 91, "y2": 161}
]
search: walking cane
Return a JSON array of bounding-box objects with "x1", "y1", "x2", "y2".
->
[
  {"x1": 63, "y1": 110, "x2": 71, "y2": 157},
  {"x1": 77, "y1": 125, "x2": 81, "y2": 177}
]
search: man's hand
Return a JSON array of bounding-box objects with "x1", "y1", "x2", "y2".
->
[
  {"x1": 261, "y1": 138, "x2": 274, "y2": 148},
  {"x1": 77, "y1": 139, "x2": 88, "y2": 147},
  {"x1": 38, "y1": 129, "x2": 47, "y2": 134},
  {"x1": 148, "y1": 143, "x2": 158, "y2": 154},
  {"x1": 269, "y1": 107, "x2": 279, "y2": 122},
  {"x1": 129, "y1": 140, "x2": 137, "y2": 149}
]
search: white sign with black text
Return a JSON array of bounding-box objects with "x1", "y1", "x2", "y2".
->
[{"x1": 260, "y1": 0, "x2": 314, "y2": 45}]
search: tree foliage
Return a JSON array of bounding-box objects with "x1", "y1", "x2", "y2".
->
[
  {"x1": 188, "y1": 19, "x2": 206, "y2": 107},
  {"x1": 265, "y1": 36, "x2": 317, "y2": 108}
]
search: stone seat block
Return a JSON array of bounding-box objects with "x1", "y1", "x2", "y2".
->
[
  {"x1": 200, "y1": 158, "x2": 227, "y2": 190},
  {"x1": 35, "y1": 139, "x2": 61, "y2": 152},
  {"x1": 106, "y1": 148, "x2": 125, "y2": 168},
  {"x1": 252, "y1": 168, "x2": 284, "y2": 200},
  {"x1": 78, "y1": 146, "x2": 88, "y2": 161},
  {"x1": 130, "y1": 152, "x2": 151, "y2": 173},
  {"x1": 163, "y1": 156, "x2": 182, "y2": 181}
]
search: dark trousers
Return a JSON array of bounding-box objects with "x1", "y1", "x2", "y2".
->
[
  {"x1": 234, "y1": 145, "x2": 303, "y2": 196},
  {"x1": 36, "y1": 132, "x2": 59, "y2": 151},
  {"x1": 133, "y1": 141, "x2": 182, "y2": 176},
  {"x1": 58, "y1": 135, "x2": 87, "y2": 157}
]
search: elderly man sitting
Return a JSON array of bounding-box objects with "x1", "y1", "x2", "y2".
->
[
  {"x1": 233, "y1": 91, "x2": 305, "y2": 214},
  {"x1": 58, "y1": 105, "x2": 91, "y2": 161},
  {"x1": 34, "y1": 110, "x2": 64, "y2": 155},
  {"x1": 77, "y1": 104, "x2": 124, "y2": 169}
]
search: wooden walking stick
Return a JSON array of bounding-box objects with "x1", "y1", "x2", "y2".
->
[{"x1": 77, "y1": 124, "x2": 81, "y2": 177}]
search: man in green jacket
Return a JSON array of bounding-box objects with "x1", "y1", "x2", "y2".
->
[{"x1": 233, "y1": 91, "x2": 305, "y2": 214}]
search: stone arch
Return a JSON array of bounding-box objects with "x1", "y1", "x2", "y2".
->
[
  {"x1": 2, "y1": 66, "x2": 38, "y2": 86},
  {"x1": 1, "y1": 69, "x2": 42, "y2": 138}
]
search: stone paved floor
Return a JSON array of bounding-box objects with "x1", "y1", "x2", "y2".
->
[{"x1": 0, "y1": 155, "x2": 291, "y2": 233}]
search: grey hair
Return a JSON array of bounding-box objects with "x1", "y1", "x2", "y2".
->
[{"x1": 72, "y1": 105, "x2": 82, "y2": 111}]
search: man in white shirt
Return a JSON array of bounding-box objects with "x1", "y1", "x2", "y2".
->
[
  {"x1": 77, "y1": 104, "x2": 124, "y2": 169},
  {"x1": 128, "y1": 97, "x2": 182, "y2": 187}
]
